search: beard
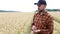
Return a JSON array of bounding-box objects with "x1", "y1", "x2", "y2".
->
[{"x1": 38, "y1": 9, "x2": 44, "y2": 13}]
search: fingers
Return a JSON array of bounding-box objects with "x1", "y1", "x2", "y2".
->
[{"x1": 32, "y1": 25, "x2": 37, "y2": 31}]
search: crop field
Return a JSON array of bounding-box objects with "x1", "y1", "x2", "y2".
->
[{"x1": 0, "y1": 12, "x2": 60, "y2": 34}]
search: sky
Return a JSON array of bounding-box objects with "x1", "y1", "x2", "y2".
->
[{"x1": 0, "y1": 0, "x2": 60, "y2": 12}]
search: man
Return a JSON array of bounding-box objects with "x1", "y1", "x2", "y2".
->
[{"x1": 31, "y1": 0, "x2": 54, "y2": 34}]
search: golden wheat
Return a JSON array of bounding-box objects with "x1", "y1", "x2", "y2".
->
[{"x1": 0, "y1": 12, "x2": 59, "y2": 34}]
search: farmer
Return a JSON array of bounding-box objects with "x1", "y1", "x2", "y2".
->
[{"x1": 31, "y1": 0, "x2": 54, "y2": 34}]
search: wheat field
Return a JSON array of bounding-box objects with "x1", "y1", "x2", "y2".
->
[{"x1": 0, "y1": 12, "x2": 60, "y2": 34}]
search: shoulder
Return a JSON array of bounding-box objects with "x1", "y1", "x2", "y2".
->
[
  {"x1": 45, "y1": 10, "x2": 53, "y2": 18},
  {"x1": 47, "y1": 12, "x2": 54, "y2": 20},
  {"x1": 34, "y1": 12, "x2": 39, "y2": 17},
  {"x1": 44, "y1": 10, "x2": 54, "y2": 19}
]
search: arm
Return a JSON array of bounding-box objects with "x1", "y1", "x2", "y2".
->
[
  {"x1": 47, "y1": 16, "x2": 54, "y2": 34},
  {"x1": 31, "y1": 14, "x2": 39, "y2": 32}
]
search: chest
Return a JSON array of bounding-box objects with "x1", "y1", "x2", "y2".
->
[
  {"x1": 36, "y1": 13, "x2": 48, "y2": 23},
  {"x1": 35, "y1": 13, "x2": 48, "y2": 29}
]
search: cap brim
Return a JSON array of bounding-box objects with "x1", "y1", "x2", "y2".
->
[
  {"x1": 34, "y1": 3, "x2": 37, "y2": 5},
  {"x1": 34, "y1": 3, "x2": 41, "y2": 5}
]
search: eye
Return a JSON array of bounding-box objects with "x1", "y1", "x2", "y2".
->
[{"x1": 38, "y1": 5, "x2": 41, "y2": 7}]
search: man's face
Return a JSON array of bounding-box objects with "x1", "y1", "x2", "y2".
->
[{"x1": 37, "y1": 4, "x2": 46, "y2": 11}]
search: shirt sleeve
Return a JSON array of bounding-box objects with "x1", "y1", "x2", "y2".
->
[
  {"x1": 47, "y1": 16, "x2": 54, "y2": 34},
  {"x1": 31, "y1": 13, "x2": 39, "y2": 31},
  {"x1": 32, "y1": 14, "x2": 38, "y2": 26}
]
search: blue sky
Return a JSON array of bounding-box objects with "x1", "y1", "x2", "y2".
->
[{"x1": 0, "y1": 0, "x2": 60, "y2": 12}]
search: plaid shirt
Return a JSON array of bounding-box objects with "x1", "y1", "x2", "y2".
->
[{"x1": 32, "y1": 10, "x2": 54, "y2": 34}]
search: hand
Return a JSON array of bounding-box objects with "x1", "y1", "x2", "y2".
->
[
  {"x1": 40, "y1": 29, "x2": 48, "y2": 31},
  {"x1": 32, "y1": 25, "x2": 37, "y2": 31},
  {"x1": 34, "y1": 29, "x2": 41, "y2": 32},
  {"x1": 32, "y1": 25, "x2": 41, "y2": 32}
]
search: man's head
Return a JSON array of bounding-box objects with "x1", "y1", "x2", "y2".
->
[
  {"x1": 34, "y1": 0, "x2": 47, "y2": 11},
  {"x1": 37, "y1": 4, "x2": 46, "y2": 11}
]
